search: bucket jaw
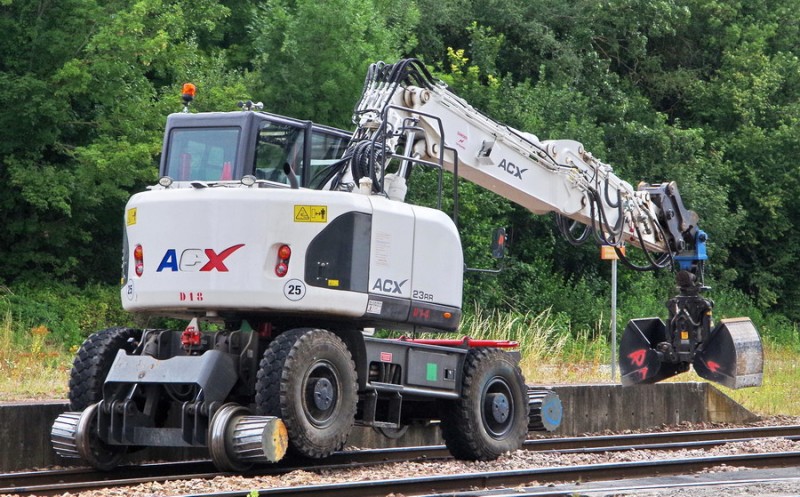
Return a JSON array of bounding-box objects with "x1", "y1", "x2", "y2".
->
[
  {"x1": 693, "y1": 318, "x2": 763, "y2": 389},
  {"x1": 619, "y1": 318, "x2": 688, "y2": 386},
  {"x1": 619, "y1": 316, "x2": 763, "y2": 389}
]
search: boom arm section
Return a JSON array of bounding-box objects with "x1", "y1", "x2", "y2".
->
[
  {"x1": 342, "y1": 59, "x2": 699, "y2": 269},
  {"x1": 334, "y1": 59, "x2": 762, "y2": 389}
]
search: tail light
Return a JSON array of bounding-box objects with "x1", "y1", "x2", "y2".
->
[
  {"x1": 134, "y1": 244, "x2": 144, "y2": 277},
  {"x1": 275, "y1": 244, "x2": 291, "y2": 277}
]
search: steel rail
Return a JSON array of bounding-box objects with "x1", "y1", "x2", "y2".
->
[
  {"x1": 415, "y1": 474, "x2": 800, "y2": 497},
  {"x1": 530, "y1": 424, "x2": 800, "y2": 450},
  {"x1": 179, "y1": 452, "x2": 800, "y2": 497},
  {"x1": 4, "y1": 425, "x2": 799, "y2": 495}
]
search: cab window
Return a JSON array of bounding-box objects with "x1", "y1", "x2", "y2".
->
[
  {"x1": 307, "y1": 131, "x2": 350, "y2": 189},
  {"x1": 255, "y1": 121, "x2": 350, "y2": 188},
  {"x1": 165, "y1": 128, "x2": 240, "y2": 181},
  {"x1": 254, "y1": 122, "x2": 303, "y2": 184}
]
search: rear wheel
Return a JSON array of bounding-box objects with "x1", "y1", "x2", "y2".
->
[
  {"x1": 255, "y1": 329, "x2": 358, "y2": 458},
  {"x1": 440, "y1": 348, "x2": 529, "y2": 460},
  {"x1": 68, "y1": 327, "x2": 141, "y2": 411}
]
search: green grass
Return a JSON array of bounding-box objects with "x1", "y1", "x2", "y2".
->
[
  {"x1": 671, "y1": 342, "x2": 799, "y2": 416},
  {"x1": 0, "y1": 310, "x2": 72, "y2": 401}
]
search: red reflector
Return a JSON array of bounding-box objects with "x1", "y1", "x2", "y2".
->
[
  {"x1": 278, "y1": 245, "x2": 292, "y2": 260},
  {"x1": 275, "y1": 262, "x2": 288, "y2": 277},
  {"x1": 181, "y1": 327, "x2": 201, "y2": 347}
]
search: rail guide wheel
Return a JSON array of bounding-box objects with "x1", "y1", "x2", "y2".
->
[
  {"x1": 527, "y1": 388, "x2": 562, "y2": 432},
  {"x1": 51, "y1": 403, "x2": 126, "y2": 471},
  {"x1": 208, "y1": 403, "x2": 289, "y2": 472}
]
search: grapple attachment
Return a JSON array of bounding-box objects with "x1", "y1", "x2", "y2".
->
[
  {"x1": 619, "y1": 316, "x2": 764, "y2": 389},
  {"x1": 619, "y1": 318, "x2": 688, "y2": 386},
  {"x1": 693, "y1": 317, "x2": 763, "y2": 389}
]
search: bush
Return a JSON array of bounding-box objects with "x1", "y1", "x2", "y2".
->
[
  {"x1": 712, "y1": 286, "x2": 798, "y2": 350},
  {"x1": 0, "y1": 283, "x2": 133, "y2": 349}
]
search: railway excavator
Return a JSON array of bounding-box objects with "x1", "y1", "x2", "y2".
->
[{"x1": 51, "y1": 59, "x2": 763, "y2": 471}]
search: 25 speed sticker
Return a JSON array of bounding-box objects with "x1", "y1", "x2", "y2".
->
[{"x1": 283, "y1": 279, "x2": 306, "y2": 301}]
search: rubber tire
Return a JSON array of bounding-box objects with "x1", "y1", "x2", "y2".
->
[
  {"x1": 68, "y1": 327, "x2": 141, "y2": 411},
  {"x1": 255, "y1": 328, "x2": 358, "y2": 458},
  {"x1": 440, "y1": 348, "x2": 529, "y2": 461}
]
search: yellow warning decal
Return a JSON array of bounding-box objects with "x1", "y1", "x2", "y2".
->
[
  {"x1": 126, "y1": 208, "x2": 137, "y2": 226},
  {"x1": 294, "y1": 205, "x2": 328, "y2": 223}
]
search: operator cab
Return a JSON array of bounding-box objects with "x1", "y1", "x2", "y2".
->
[{"x1": 160, "y1": 110, "x2": 350, "y2": 189}]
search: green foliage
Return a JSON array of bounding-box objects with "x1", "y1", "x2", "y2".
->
[
  {"x1": 417, "y1": 0, "x2": 800, "y2": 330},
  {"x1": 0, "y1": 283, "x2": 132, "y2": 348},
  {"x1": 248, "y1": 0, "x2": 419, "y2": 127},
  {"x1": 0, "y1": 0, "x2": 248, "y2": 285},
  {"x1": 1, "y1": 0, "x2": 799, "y2": 342}
]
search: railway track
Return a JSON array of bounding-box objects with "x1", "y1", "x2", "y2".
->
[
  {"x1": 190, "y1": 453, "x2": 800, "y2": 497},
  {"x1": 4, "y1": 425, "x2": 800, "y2": 496},
  {"x1": 485, "y1": 471, "x2": 800, "y2": 497}
]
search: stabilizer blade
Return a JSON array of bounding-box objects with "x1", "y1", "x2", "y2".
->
[
  {"x1": 619, "y1": 318, "x2": 686, "y2": 386},
  {"x1": 693, "y1": 317, "x2": 763, "y2": 389}
]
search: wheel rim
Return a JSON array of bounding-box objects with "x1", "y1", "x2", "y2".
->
[
  {"x1": 75, "y1": 403, "x2": 126, "y2": 471},
  {"x1": 302, "y1": 360, "x2": 341, "y2": 428},
  {"x1": 481, "y1": 376, "x2": 515, "y2": 439},
  {"x1": 208, "y1": 404, "x2": 252, "y2": 472}
]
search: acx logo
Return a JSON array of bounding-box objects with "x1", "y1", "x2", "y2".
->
[
  {"x1": 157, "y1": 244, "x2": 245, "y2": 272},
  {"x1": 498, "y1": 158, "x2": 527, "y2": 179},
  {"x1": 372, "y1": 278, "x2": 408, "y2": 294}
]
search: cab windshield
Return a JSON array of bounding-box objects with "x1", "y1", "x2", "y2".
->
[{"x1": 164, "y1": 127, "x2": 240, "y2": 181}]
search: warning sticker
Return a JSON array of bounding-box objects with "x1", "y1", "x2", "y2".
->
[
  {"x1": 366, "y1": 299, "x2": 383, "y2": 314},
  {"x1": 294, "y1": 205, "x2": 328, "y2": 223},
  {"x1": 126, "y1": 208, "x2": 137, "y2": 226}
]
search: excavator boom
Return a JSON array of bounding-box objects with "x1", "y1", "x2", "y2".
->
[{"x1": 335, "y1": 59, "x2": 762, "y2": 389}]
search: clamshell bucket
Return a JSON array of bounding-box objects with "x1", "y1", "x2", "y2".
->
[
  {"x1": 693, "y1": 317, "x2": 763, "y2": 389},
  {"x1": 619, "y1": 317, "x2": 763, "y2": 389},
  {"x1": 619, "y1": 318, "x2": 687, "y2": 386}
]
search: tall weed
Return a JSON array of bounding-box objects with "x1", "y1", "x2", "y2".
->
[
  {"x1": 459, "y1": 305, "x2": 611, "y2": 383},
  {"x1": 0, "y1": 309, "x2": 70, "y2": 399}
]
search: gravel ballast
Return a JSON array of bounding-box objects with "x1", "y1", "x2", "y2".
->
[{"x1": 13, "y1": 418, "x2": 800, "y2": 497}]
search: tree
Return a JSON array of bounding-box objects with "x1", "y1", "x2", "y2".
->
[
  {"x1": 248, "y1": 0, "x2": 419, "y2": 128},
  {"x1": 0, "y1": 0, "x2": 249, "y2": 284}
]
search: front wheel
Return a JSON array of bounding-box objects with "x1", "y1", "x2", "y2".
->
[
  {"x1": 440, "y1": 348, "x2": 529, "y2": 460},
  {"x1": 255, "y1": 329, "x2": 358, "y2": 458},
  {"x1": 68, "y1": 327, "x2": 141, "y2": 411}
]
